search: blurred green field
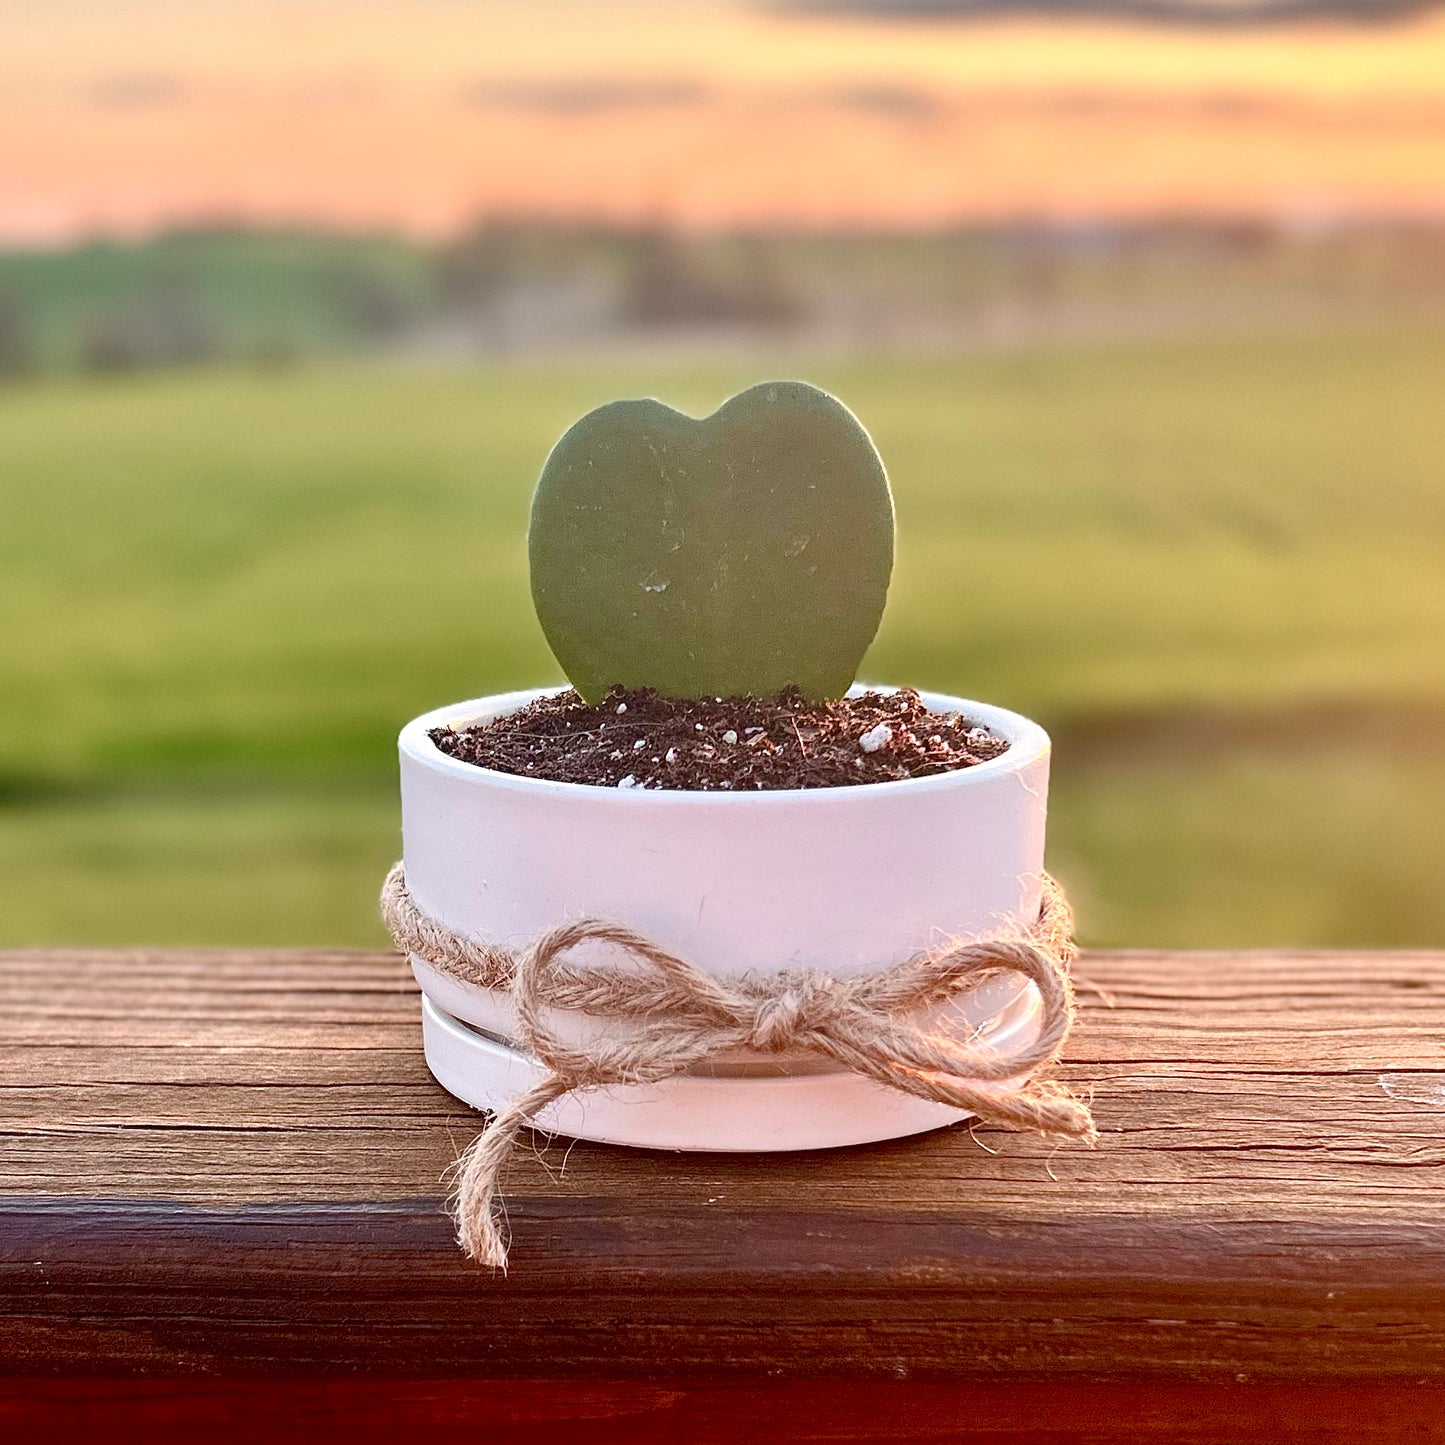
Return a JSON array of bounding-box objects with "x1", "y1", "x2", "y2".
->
[
  {"x1": 3, "y1": 326, "x2": 1444, "y2": 948},
  {"x1": 0, "y1": 231, "x2": 431, "y2": 370}
]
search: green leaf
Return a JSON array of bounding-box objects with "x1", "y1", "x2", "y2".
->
[{"x1": 529, "y1": 381, "x2": 894, "y2": 702}]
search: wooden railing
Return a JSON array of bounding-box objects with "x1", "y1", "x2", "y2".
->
[{"x1": 2, "y1": 947, "x2": 1443, "y2": 1441}]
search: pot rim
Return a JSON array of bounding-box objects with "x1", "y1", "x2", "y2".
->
[{"x1": 400, "y1": 683, "x2": 1049, "y2": 807}]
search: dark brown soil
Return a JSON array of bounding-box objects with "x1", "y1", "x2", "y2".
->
[{"x1": 429, "y1": 686, "x2": 1009, "y2": 791}]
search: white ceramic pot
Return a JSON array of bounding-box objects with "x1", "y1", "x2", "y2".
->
[{"x1": 399, "y1": 686, "x2": 1052, "y2": 1152}]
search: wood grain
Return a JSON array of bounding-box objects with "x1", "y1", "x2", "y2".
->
[
  {"x1": 3, "y1": 1379, "x2": 1445, "y2": 1445},
  {"x1": 3, "y1": 948, "x2": 1445, "y2": 1396}
]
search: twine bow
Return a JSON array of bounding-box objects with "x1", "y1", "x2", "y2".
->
[{"x1": 381, "y1": 862, "x2": 1095, "y2": 1268}]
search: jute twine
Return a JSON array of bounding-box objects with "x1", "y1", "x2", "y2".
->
[{"x1": 380, "y1": 862, "x2": 1096, "y2": 1269}]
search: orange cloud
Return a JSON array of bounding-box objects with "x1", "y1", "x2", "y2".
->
[{"x1": 2, "y1": 1, "x2": 1443, "y2": 240}]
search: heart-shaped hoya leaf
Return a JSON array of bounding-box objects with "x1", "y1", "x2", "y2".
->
[{"x1": 529, "y1": 381, "x2": 894, "y2": 703}]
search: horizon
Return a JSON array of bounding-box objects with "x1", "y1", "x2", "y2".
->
[{"x1": 7, "y1": 208, "x2": 1445, "y2": 260}]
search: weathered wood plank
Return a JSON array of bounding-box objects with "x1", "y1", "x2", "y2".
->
[
  {"x1": 3, "y1": 1378, "x2": 1443, "y2": 1445},
  {"x1": 2, "y1": 948, "x2": 1445, "y2": 1388}
]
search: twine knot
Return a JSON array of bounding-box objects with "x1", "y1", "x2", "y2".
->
[
  {"x1": 380, "y1": 862, "x2": 1095, "y2": 1269},
  {"x1": 738, "y1": 970, "x2": 844, "y2": 1051}
]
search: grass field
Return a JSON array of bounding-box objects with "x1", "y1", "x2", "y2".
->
[
  {"x1": 3, "y1": 325, "x2": 1444, "y2": 949},
  {"x1": 0, "y1": 231, "x2": 431, "y2": 369}
]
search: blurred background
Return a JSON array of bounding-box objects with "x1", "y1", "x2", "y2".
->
[{"x1": 2, "y1": 0, "x2": 1443, "y2": 950}]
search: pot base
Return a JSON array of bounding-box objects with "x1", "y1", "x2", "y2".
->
[{"x1": 420, "y1": 993, "x2": 1039, "y2": 1153}]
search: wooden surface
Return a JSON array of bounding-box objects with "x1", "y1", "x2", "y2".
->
[{"x1": 3, "y1": 947, "x2": 1445, "y2": 1437}]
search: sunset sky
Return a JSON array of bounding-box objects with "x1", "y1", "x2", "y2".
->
[{"x1": 3, "y1": 0, "x2": 1445, "y2": 242}]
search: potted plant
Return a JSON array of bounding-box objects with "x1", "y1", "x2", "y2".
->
[{"x1": 383, "y1": 380, "x2": 1093, "y2": 1267}]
